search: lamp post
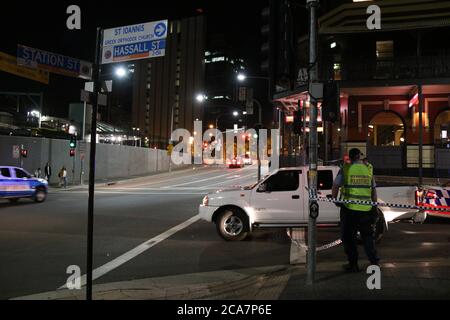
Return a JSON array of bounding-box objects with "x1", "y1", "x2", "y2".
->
[
  {"x1": 237, "y1": 74, "x2": 268, "y2": 181},
  {"x1": 168, "y1": 94, "x2": 206, "y2": 172},
  {"x1": 215, "y1": 111, "x2": 240, "y2": 132}
]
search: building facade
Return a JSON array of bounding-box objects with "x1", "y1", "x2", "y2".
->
[
  {"x1": 132, "y1": 16, "x2": 205, "y2": 149},
  {"x1": 274, "y1": 0, "x2": 450, "y2": 176}
]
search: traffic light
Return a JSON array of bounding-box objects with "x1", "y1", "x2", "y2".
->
[
  {"x1": 293, "y1": 110, "x2": 303, "y2": 135},
  {"x1": 322, "y1": 81, "x2": 340, "y2": 122},
  {"x1": 69, "y1": 136, "x2": 77, "y2": 149},
  {"x1": 69, "y1": 149, "x2": 76, "y2": 157},
  {"x1": 20, "y1": 149, "x2": 28, "y2": 158}
]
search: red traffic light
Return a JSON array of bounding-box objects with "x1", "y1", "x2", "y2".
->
[
  {"x1": 69, "y1": 149, "x2": 76, "y2": 157},
  {"x1": 20, "y1": 149, "x2": 28, "y2": 158}
]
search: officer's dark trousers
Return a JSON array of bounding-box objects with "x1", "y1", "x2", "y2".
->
[{"x1": 340, "y1": 206, "x2": 379, "y2": 266}]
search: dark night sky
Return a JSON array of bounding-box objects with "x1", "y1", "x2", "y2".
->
[{"x1": 1, "y1": 0, "x2": 267, "y2": 118}]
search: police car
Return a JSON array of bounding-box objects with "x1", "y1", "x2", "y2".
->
[
  {"x1": 0, "y1": 166, "x2": 48, "y2": 203},
  {"x1": 416, "y1": 183, "x2": 450, "y2": 219}
]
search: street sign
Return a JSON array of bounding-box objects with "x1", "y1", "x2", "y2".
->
[
  {"x1": 17, "y1": 44, "x2": 92, "y2": 80},
  {"x1": 12, "y1": 145, "x2": 20, "y2": 159},
  {"x1": 101, "y1": 20, "x2": 168, "y2": 64},
  {"x1": 238, "y1": 87, "x2": 247, "y2": 102},
  {"x1": 0, "y1": 51, "x2": 49, "y2": 84},
  {"x1": 246, "y1": 88, "x2": 254, "y2": 108},
  {"x1": 98, "y1": 93, "x2": 107, "y2": 106}
]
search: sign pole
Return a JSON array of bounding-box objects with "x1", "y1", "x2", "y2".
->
[
  {"x1": 307, "y1": 0, "x2": 319, "y2": 286},
  {"x1": 86, "y1": 27, "x2": 102, "y2": 301}
]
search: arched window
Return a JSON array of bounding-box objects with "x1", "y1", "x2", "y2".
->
[
  {"x1": 434, "y1": 110, "x2": 450, "y2": 147},
  {"x1": 368, "y1": 112, "x2": 405, "y2": 146}
]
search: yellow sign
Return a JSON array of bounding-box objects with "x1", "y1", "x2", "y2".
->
[{"x1": 0, "y1": 51, "x2": 49, "y2": 84}]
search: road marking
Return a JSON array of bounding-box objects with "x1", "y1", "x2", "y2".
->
[
  {"x1": 163, "y1": 167, "x2": 251, "y2": 188},
  {"x1": 59, "y1": 215, "x2": 201, "y2": 289},
  {"x1": 108, "y1": 167, "x2": 224, "y2": 189},
  {"x1": 202, "y1": 172, "x2": 257, "y2": 188},
  {"x1": 66, "y1": 191, "x2": 207, "y2": 195}
]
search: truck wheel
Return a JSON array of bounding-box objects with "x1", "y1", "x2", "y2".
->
[
  {"x1": 34, "y1": 188, "x2": 47, "y2": 203},
  {"x1": 216, "y1": 209, "x2": 249, "y2": 241},
  {"x1": 8, "y1": 198, "x2": 19, "y2": 204}
]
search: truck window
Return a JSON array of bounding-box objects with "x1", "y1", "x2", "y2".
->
[
  {"x1": 15, "y1": 169, "x2": 30, "y2": 179},
  {"x1": 264, "y1": 171, "x2": 299, "y2": 192},
  {"x1": 318, "y1": 170, "x2": 333, "y2": 190},
  {"x1": 0, "y1": 168, "x2": 11, "y2": 178},
  {"x1": 307, "y1": 170, "x2": 334, "y2": 190}
]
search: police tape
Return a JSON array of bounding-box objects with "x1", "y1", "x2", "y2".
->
[{"x1": 308, "y1": 193, "x2": 449, "y2": 213}]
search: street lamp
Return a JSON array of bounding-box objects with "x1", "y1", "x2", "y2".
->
[
  {"x1": 196, "y1": 94, "x2": 207, "y2": 103},
  {"x1": 237, "y1": 73, "x2": 247, "y2": 82},
  {"x1": 115, "y1": 67, "x2": 127, "y2": 78},
  {"x1": 215, "y1": 111, "x2": 240, "y2": 132}
]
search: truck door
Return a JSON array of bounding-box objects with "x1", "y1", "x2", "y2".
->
[
  {"x1": 316, "y1": 169, "x2": 340, "y2": 223},
  {"x1": 12, "y1": 168, "x2": 34, "y2": 198},
  {"x1": 250, "y1": 170, "x2": 304, "y2": 222}
]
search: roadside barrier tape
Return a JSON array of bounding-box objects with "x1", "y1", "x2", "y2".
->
[
  {"x1": 291, "y1": 238, "x2": 342, "y2": 252},
  {"x1": 307, "y1": 190, "x2": 450, "y2": 213}
]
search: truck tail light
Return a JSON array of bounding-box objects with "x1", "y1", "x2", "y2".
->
[
  {"x1": 425, "y1": 190, "x2": 438, "y2": 199},
  {"x1": 202, "y1": 195, "x2": 209, "y2": 206}
]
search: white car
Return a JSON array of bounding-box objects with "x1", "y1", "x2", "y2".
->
[
  {"x1": 243, "y1": 155, "x2": 253, "y2": 165},
  {"x1": 199, "y1": 166, "x2": 416, "y2": 241}
]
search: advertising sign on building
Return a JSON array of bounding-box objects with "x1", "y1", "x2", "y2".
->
[{"x1": 101, "y1": 20, "x2": 168, "y2": 64}]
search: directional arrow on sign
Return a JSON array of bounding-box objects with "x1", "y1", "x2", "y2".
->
[{"x1": 154, "y1": 23, "x2": 167, "y2": 37}]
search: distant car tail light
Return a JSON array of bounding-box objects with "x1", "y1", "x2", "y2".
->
[{"x1": 202, "y1": 195, "x2": 209, "y2": 206}]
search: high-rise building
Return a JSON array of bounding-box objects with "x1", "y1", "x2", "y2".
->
[{"x1": 131, "y1": 15, "x2": 205, "y2": 149}]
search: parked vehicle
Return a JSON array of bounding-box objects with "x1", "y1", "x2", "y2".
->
[
  {"x1": 199, "y1": 166, "x2": 417, "y2": 241},
  {"x1": 415, "y1": 183, "x2": 450, "y2": 219}
]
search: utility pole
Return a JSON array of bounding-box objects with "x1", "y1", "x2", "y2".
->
[
  {"x1": 254, "y1": 99, "x2": 263, "y2": 181},
  {"x1": 86, "y1": 27, "x2": 103, "y2": 301},
  {"x1": 418, "y1": 84, "x2": 423, "y2": 187},
  {"x1": 306, "y1": 0, "x2": 319, "y2": 286}
]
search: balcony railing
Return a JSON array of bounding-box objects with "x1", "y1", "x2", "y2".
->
[{"x1": 322, "y1": 55, "x2": 450, "y2": 82}]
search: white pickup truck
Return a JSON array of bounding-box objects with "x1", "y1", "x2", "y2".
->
[{"x1": 199, "y1": 166, "x2": 417, "y2": 241}]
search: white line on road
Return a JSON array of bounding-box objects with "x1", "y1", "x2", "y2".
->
[
  {"x1": 59, "y1": 215, "x2": 201, "y2": 290},
  {"x1": 202, "y1": 172, "x2": 257, "y2": 188},
  {"x1": 163, "y1": 167, "x2": 251, "y2": 188},
  {"x1": 108, "y1": 167, "x2": 224, "y2": 189}
]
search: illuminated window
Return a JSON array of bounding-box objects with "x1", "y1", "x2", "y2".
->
[
  {"x1": 434, "y1": 110, "x2": 450, "y2": 146},
  {"x1": 211, "y1": 56, "x2": 225, "y2": 62},
  {"x1": 368, "y1": 112, "x2": 404, "y2": 146},
  {"x1": 376, "y1": 41, "x2": 394, "y2": 60}
]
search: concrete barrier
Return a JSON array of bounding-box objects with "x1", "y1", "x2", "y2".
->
[{"x1": 0, "y1": 136, "x2": 187, "y2": 185}]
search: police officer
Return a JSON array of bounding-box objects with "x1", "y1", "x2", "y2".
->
[{"x1": 332, "y1": 148, "x2": 379, "y2": 272}]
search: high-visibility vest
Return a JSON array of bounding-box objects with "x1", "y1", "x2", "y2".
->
[{"x1": 342, "y1": 163, "x2": 373, "y2": 212}]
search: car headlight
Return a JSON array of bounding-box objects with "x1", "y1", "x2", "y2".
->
[{"x1": 202, "y1": 195, "x2": 209, "y2": 206}]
